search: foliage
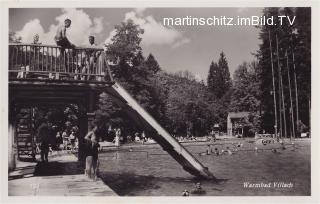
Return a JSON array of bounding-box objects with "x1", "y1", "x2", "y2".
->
[
  {"x1": 256, "y1": 7, "x2": 311, "y2": 134},
  {"x1": 207, "y1": 52, "x2": 232, "y2": 99},
  {"x1": 95, "y1": 20, "x2": 164, "y2": 137},
  {"x1": 152, "y1": 71, "x2": 224, "y2": 136},
  {"x1": 9, "y1": 31, "x2": 21, "y2": 43},
  {"x1": 229, "y1": 61, "x2": 261, "y2": 113}
]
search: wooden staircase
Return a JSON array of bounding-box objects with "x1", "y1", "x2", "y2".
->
[{"x1": 16, "y1": 108, "x2": 36, "y2": 160}]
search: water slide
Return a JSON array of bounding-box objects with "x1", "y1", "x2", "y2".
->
[{"x1": 104, "y1": 81, "x2": 215, "y2": 179}]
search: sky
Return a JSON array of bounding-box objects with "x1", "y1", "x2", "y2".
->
[{"x1": 9, "y1": 8, "x2": 263, "y2": 81}]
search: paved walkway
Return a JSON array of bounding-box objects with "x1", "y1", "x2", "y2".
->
[{"x1": 8, "y1": 152, "x2": 117, "y2": 196}]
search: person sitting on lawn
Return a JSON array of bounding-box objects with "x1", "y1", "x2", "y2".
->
[
  {"x1": 214, "y1": 147, "x2": 220, "y2": 156},
  {"x1": 226, "y1": 146, "x2": 233, "y2": 155},
  {"x1": 134, "y1": 132, "x2": 140, "y2": 142}
]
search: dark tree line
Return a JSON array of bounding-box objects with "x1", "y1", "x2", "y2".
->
[
  {"x1": 94, "y1": 20, "x2": 232, "y2": 138},
  {"x1": 94, "y1": 9, "x2": 311, "y2": 139}
]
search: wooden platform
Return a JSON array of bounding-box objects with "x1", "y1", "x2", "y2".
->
[{"x1": 8, "y1": 153, "x2": 117, "y2": 196}]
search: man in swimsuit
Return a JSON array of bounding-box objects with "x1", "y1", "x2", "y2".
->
[
  {"x1": 54, "y1": 18, "x2": 75, "y2": 52},
  {"x1": 54, "y1": 19, "x2": 76, "y2": 75}
]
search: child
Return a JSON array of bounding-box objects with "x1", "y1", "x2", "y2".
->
[
  {"x1": 114, "y1": 128, "x2": 121, "y2": 147},
  {"x1": 62, "y1": 131, "x2": 69, "y2": 151},
  {"x1": 214, "y1": 147, "x2": 220, "y2": 156},
  {"x1": 182, "y1": 189, "x2": 190, "y2": 196},
  {"x1": 69, "y1": 131, "x2": 76, "y2": 152},
  {"x1": 134, "y1": 133, "x2": 140, "y2": 142},
  {"x1": 226, "y1": 146, "x2": 233, "y2": 155},
  {"x1": 191, "y1": 182, "x2": 206, "y2": 195},
  {"x1": 206, "y1": 145, "x2": 211, "y2": 155}
]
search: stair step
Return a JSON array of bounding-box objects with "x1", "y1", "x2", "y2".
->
[
  {"x1": 17, "y1": 130, "x2": 31, "y2": 133},
  {"x1": 17, "y1": 143, "x2": 33, "y2": 146},
  {"x1": 17, "y1": 134, "x2": 32, "y2": 136},
  {"x1": 17, "y1": 134, "x2": 32, "y2": 137},
  {"x1": 18, "y1": 146, "x2": 33, "y2": 148},
  {"x1": 18, "y1": 149, "x2": 33, "y2": 152},
  {"x1": 17, "y1": 138, "x2": 32, "y2": 140},
  {"x1": 17, "y1": 136, "x2": 32, "y2": 138},
  {"x1": 17, "y1": 140, "x2": 32, "y2": 143}
]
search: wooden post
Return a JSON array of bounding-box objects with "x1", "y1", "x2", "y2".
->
[
  {"x1": 8, "y1": 103, "x2": 17, "y2": 171},
  {"x1": 78, "y1": 112, "x2": 88, "y2": 162},
  {"x1": 292, "y1": 52, "x2": 299, "y2": 137},
  {"x1": 286, "y1": 50, "x2": 295, "y2": 141},
  {"x1": 276, "y1": 34, "x2": 283, "y2": 139},
  {"x1": 268, "y1": 30, "x2": 278, "y2": 138},
  {"x1": 276, "y1": 34, "x2": 288, "y2": 139}
]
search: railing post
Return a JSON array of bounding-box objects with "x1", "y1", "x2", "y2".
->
[{"x1": 9, "y1": 43, "x2": 104, "y2": 82}]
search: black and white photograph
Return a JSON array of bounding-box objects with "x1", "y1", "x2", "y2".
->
[{"x1": 2, "y1": 2, "x2": 318, "y2": 202}]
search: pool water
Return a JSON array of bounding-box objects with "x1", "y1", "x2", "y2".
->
[{"x1": 98, "y1": 139, "x2": 310, "y2": 196}]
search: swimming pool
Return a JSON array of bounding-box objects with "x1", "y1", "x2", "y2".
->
[{"x1": 98, "y1": 139, "x2": 310, "y2": 196}]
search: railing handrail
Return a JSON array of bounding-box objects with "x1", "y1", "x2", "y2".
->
[{"x1": 9, "y1": 43, "x2": 104, "y2": 51}]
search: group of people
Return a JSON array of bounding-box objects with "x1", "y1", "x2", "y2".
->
[
  {"x1": 36, "y1": 120, "x2": 79, "y2": 162},
  {"x1": 107, "y1": 130, "x2": 154, "y2": 145},
  {"x1": 60, "y1": 128, "x2": 79, "y2": 152},
  {"x1": 54, "y1": 18, "x2": 112, "y2": 81},
  {"x1": 17, "y1": 18, "x2": 113, "y2": 81},
  {"x1": 133, "y1": 131, "x2": 153, "y2": 144},
  {"x1": 200, "y1": 142, "x2": 245, "y2": 157},
  {"x1": 182, "y1": 182, "x2": 206, "y2": 196}
]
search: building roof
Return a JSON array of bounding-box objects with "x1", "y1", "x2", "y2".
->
[{"x1": 228, "y1": 112, "x2": 249, "y2": 119}]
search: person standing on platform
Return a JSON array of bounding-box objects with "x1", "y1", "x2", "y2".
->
[
  {"x1": 54, "y1": 18, "x2": 76, "y2": 74},
  {"x1": 54, "y1": 18, "x2": 75, "y2": 53}
]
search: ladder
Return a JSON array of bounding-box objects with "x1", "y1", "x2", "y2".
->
[{"x1": 16, "y1": 108, "x2": 36, "y2": 160}]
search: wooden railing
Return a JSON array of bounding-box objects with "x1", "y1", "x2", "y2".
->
[{"x1": 9, "y1": 43, "x2": 111, "y2": 82}]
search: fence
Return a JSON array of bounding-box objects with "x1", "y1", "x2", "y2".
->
[{"x1": 9, "y1": 43, "x2": 111, "y2": 81}]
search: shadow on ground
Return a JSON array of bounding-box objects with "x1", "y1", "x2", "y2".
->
[
  {"x1": 34, "y1": 161, "x2": 85, "y2": 176},
  {"x1": 99, "y1": 171, "x2": 228, "y2": 196},
  {"x1": 8, "y1": 165, "x2": 36, "y2": 180}
]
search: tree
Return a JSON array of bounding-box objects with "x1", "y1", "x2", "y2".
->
[
  {"x1": 229, "y1": 61, "x2": 262, "y2": 135},
  {"x1": 96, "y1": 20, "x2": 165, "y2": 136},
  {"x1": 256, "y1": 7, "x2": 311, "y2": 134},
  {"x1": 106, "y1": 19, "x2": 144, "y2": 80},
  {"x1": 154, "y1": 70, "x2": 221, "y2": 136},
  {"x1": 229, "y1": 61, "x2": 261, "y2": 112},
  {"x1": 207, "y1": 52, "x2": 231, "y2": 99},
  {"x1": 145, "y1": 53, "x2": 161, "y2": 74},
  {"x1": 9, "y1": 31, "x2": 21, "y2": 43},
  {"x1": 218, "y1": 52, "x2": 232, "y2": 95}
]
